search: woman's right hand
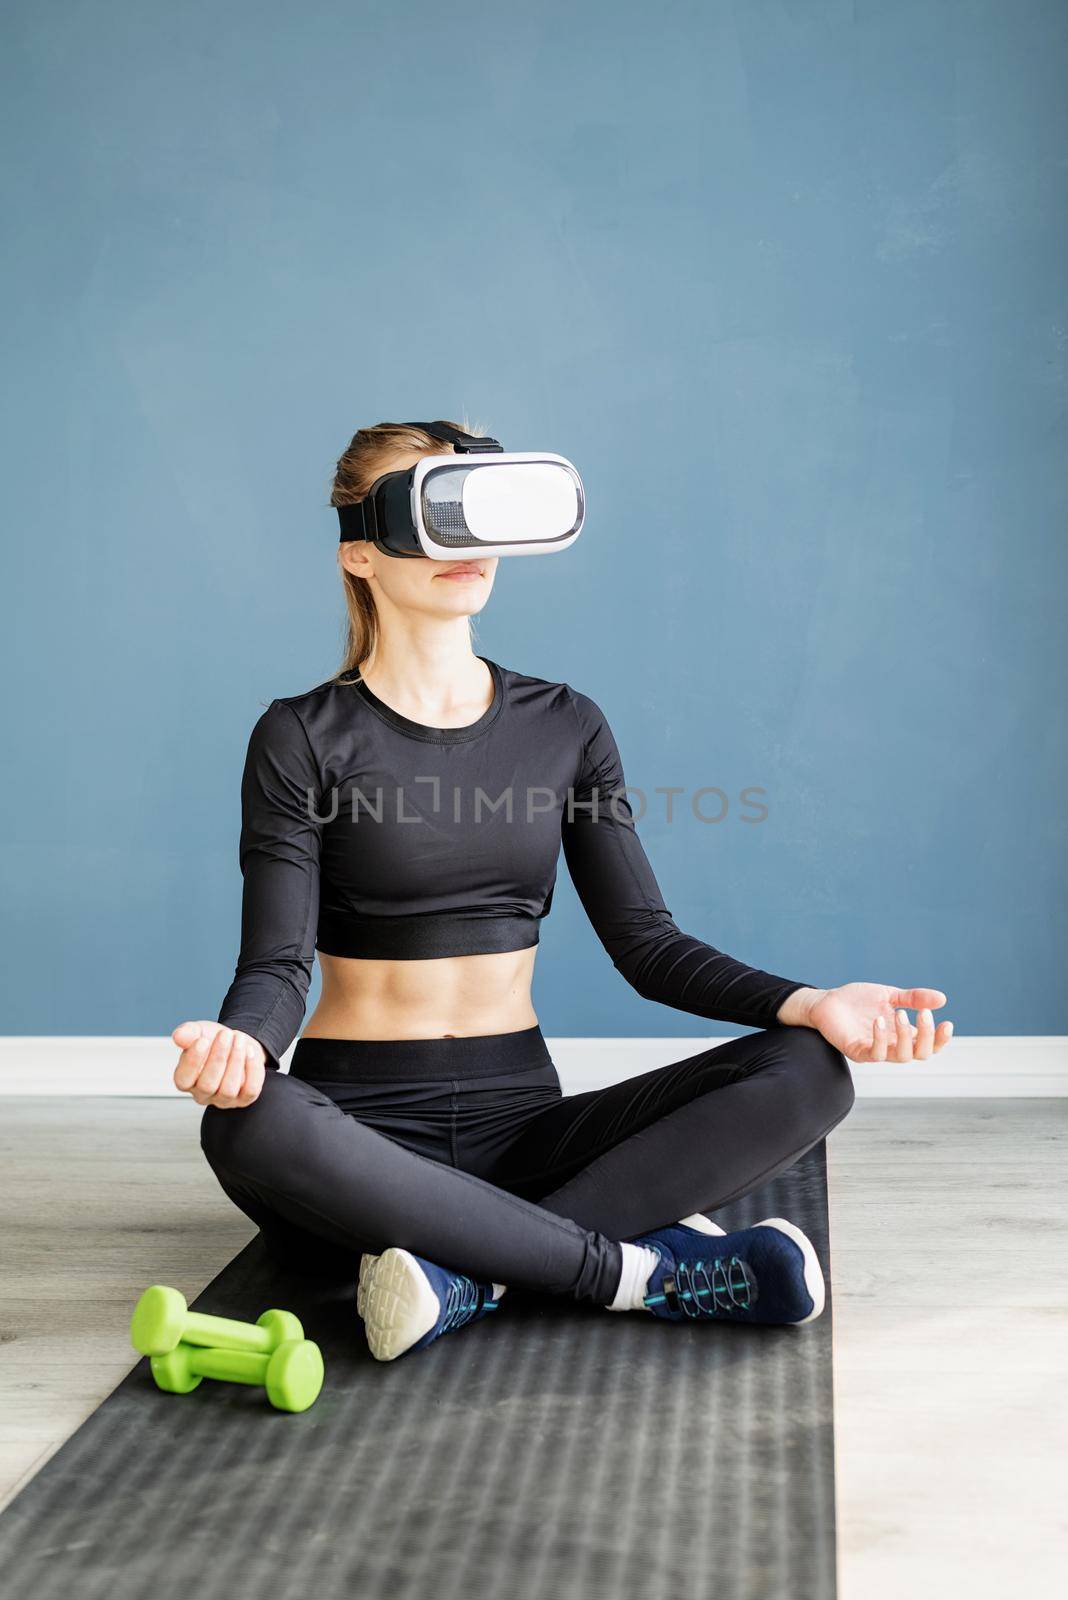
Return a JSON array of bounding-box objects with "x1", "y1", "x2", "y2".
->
[{"x1": 172, "y1": 1021, "x2": 267, "y2": 1108}]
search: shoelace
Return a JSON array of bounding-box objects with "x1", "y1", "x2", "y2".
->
[
  {"x1": 439, "y1": 1274, "x2": 499, "y2": 1334},
  {"x1": 652, "y1": 1248, "x2": 755, "y2": 1319}
]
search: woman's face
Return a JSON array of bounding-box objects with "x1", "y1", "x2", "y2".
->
[{"x1": 339, "y1": 450, "x2": 498, "y2": 622}]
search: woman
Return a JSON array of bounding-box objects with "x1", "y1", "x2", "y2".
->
[{"x1": 173, "y1": 419, "x2": 953, "y2": 1362}]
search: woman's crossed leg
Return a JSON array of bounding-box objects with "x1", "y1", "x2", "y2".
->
[{"x1": 199, "y1": 1024, "x2": 854, "y2": 1314}]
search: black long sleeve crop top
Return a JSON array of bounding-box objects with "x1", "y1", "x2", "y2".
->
[{"x1": 216, "y1": 656, "x2": 812, "y2": 1069}]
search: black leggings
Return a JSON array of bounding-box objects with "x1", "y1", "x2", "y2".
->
[{"x1": 199, "y1": 1023, "x2": 855, "y2": 1307}]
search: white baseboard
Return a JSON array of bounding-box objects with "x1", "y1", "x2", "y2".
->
[{"x1": 0, "y1": 1036, "x2": 1065, "y2": 1097}]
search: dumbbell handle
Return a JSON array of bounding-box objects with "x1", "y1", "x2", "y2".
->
[
  {"x1": 180, "y1": 1311, "x2": 275, "y2": 1354},
  {"x1": 185, "y1": 1346, "x2": 272, "y2": 1385}
]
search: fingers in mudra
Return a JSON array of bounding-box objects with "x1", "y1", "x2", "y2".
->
[
  {"x1": 892, "y1": 1008, "x2": 915, "y2": 1063},
  {"x1": 172, "y1": 1023, "x2": 212, "y2": 1094},
  {"x1": 886, "y1": 990, "x2": 954, "y2": 1055},
  {"x1": 197, "y1": 1029, "x2": 257, "y2": 1107},
  {"x1": 914, "y1": 1007, "x2": 936, "y2": 1059},
  {"x1": 867, "y1": 1005, "x2": 953, "y2": 1063},
  {"x1": 171, "y1": 1021, "x2": 264, "y2": 1108}
]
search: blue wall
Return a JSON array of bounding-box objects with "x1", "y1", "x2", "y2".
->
[{"x1": 2, "y1": 1, "x2": 1065, "y2": 1037}]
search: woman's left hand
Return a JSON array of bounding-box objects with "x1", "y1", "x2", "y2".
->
[{"x1": 794, "y1": 984, "x2": 954, "y2": 1064}]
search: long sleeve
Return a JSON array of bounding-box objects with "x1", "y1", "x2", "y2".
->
[
  {"x1": 561, "y1": 686, "x2": 813, "y2": 1031},
  {"x1": 216, "y1": 699, "x2": 324, "y2": 1070}
]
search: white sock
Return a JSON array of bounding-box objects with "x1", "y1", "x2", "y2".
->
[
  {"x1": 605, "y1": 1242, "x2": 660, "y2": 1313},
  {"x1": 491, "y1": 1283, "x2": 508, "y2": 1301}
]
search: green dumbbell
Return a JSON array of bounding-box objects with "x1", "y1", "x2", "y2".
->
[
  {"x1": 150, "y1": 1339, "x2": 324, "y2": 1413},
  {"x1": 130, "y1": 1284, "x2": 304, "y2": 1357}
]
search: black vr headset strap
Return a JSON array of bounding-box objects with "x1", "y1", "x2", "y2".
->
[
  {"x1": 337, "y1": 421, "x2": 504, "y2": 542},
  {"x1": 337, "y1": 498, "x2": 376, "y2": 542},
  {"x1": 407, "y1": 421, "x2": 504, "y2": 453}
]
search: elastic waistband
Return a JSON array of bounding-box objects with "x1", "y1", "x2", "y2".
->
[
  {"x1": 316, "y1": 910, "x2": 541, "y2": 961},
  {"x1": 289, "y1": 1023, "x2": 553, "y2": 1082}
]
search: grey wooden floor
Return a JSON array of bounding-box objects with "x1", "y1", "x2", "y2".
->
[{"x1": 1, "y1": 1097, "x2": 1065, "y2": 1598}]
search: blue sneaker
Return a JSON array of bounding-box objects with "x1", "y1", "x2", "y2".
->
[
  {"x1": 356, "y1": 1248, "x2": 501, "y2": 1361},
  {"x1": 631, "y1": 1214, "x2": 825, "y2": 1325}
]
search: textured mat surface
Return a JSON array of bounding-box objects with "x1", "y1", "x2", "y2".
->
[{"x1": 0, "y1": 1142, "x2": 836, "y2": 1600}]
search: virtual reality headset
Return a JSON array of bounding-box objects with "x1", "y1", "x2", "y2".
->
[{"x1": 336, "y1": 421, "x2": 586, "y2": 560}]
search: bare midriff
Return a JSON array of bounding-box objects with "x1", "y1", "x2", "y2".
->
[{"x1": 301, "y1": 946, "x2": 541, "y2": 1042}]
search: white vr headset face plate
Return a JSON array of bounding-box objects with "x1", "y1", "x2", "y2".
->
[{"x1": 410, "y1": 452, "x2": 585, "y2": 560}]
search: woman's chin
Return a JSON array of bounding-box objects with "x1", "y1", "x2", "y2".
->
[{"x1": 430, "y1": 581, "x2": 493, "y2": 613}]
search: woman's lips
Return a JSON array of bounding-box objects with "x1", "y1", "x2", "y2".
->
[{"x1": 436, "y1": 564, "x2": 485, "y2": 580}]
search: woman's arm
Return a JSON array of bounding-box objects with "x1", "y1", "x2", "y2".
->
[
  {"x1": 560, "y1": 686, "x2": 814, "y2": 1031},
  {"x1": 214, "y1": 698, "x2": 325, "y2": 1071}
]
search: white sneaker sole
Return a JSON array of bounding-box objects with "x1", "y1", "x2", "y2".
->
[
  {"x1": 677, "y1": 1213, "x2": 727, "y2": 1235},
  {"x1": 355, "y1": 1252, "x2": 380, "y2": 1319},
  {"x1": 755, "y1": 1217, "x2": 826, "y2": 1323},
  {"x1": 357, "y1": 1248, "x2": 440, "y2": 1362}
]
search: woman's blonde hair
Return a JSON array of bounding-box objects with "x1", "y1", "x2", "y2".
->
[{"x1": 330, "y1": 416, "x2": 491, "y2": 676}]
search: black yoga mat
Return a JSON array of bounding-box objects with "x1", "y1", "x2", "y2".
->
[{"x1": 0, "y1": 1141, "x2": 837, "y2": 1600}]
